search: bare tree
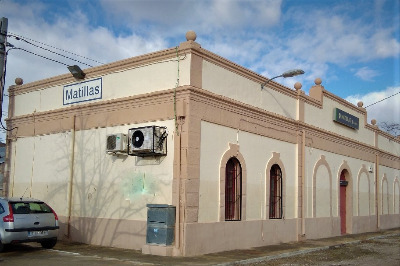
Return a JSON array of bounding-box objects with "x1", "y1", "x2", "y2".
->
[{"x1": 379, "y1": 122, "x2": 400, "y2": 136}]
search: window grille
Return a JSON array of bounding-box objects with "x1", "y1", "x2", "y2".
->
[
  {"x1": 269, "y1": 164, "x2": 283, "y2": 219},
  {"x1": 225, "y1": 157, "x2": 242, "y2": 221}
]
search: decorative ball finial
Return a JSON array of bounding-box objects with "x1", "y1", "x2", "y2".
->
[
  {"x1": 294, "y1": 82, "x2": 302, "y2": 91},
  {"x1": 371, "y1": 119, "x2": 377, "y2": 125},
  {"x1": 15, "y1": 77, "x2": 23, "y2": 85},
  {"x1": 186, "y1": 30, "x2": 197, "y2": 41},
  {"x1": 314, "y1": 78, "x2": 322, "y2": 85},
  {"x1": 357, "y1": 101, "x2": 364, "y2": 108}
]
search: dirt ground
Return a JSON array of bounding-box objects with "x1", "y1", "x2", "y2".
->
[{"x1": 250, "y1": 235, "x2": 400, "y2": 266}]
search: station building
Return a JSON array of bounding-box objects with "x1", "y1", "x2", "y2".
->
[{"x1": 3, "y1": 31, "x2": 400, "y2": 256}]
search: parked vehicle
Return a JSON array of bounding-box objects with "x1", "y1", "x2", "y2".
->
[{"x1": 0, "y1": 197, "x2": 59, "y2": 252}]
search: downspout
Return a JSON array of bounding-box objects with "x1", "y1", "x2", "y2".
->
[
  {"x1": 66, "y1": 115, "x2": 76, "y2": 238},
  {"x1": 4, "y1": 84, "x2": 17, "y2": 198},
  {"x1": 29, "y1": 112, "x2": 36, "y2": 197},
  {"x1": 375, "y1": 154, "x2": 380, "y2": 230},
  {"x1": 373, "y1": 126, "x2": 379, "y2": 230},
  {"x1": 301, "y1": 129, "x2": 306, "y2": 236},
  {"x1": 175, "y1": 124, "x2": 182, "y2": 253}
]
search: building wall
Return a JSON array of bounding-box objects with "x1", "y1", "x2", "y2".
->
[
  {"x1": 9, "y1": 133, "x2": 71, "y2": 207},
  {"x1": 5, "y1": 44, "x2": 193, "y2": 252},
  {"x1": 304, "y1": 94, "x2": 374, "y2": 146},
  {"x1": 12, "y1": 53, "x2": 192, "y2": 117},
  {"x1": 304, "y1": 149, "x2": 374, "y2": 218},
  {"x1": 182, "y1": 52, "x2": 399, "y2": 255},
  {"x1": 4, "y1": 40, "x2": 400, "y2": 256},
  {"x1": 7, "y1": 121, "x2": 175, "y2": 249},
  {"x1": 378, "y1": 134, "x2": 400, "y2": 155},
  {"x1": 198, "y1": 121, "x2": 297, "y2": 222},
  {"x1": 201, "y1": 60, "x2": 298, "y2": 120}
]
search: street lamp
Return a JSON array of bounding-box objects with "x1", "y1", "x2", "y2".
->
[
  {"x1": 261, "y1": 69, "x2": 305, "y2": 90},
  {"x1": 68, "y1": 65, "x2": 86, "y2": 79}
]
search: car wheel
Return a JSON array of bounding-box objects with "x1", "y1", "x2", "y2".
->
[
  {"x1": 41, "y1": 239, "x2": 57, "y2": 249},
  {"x1": 0, "y1": 240, "x2": 6, "y2": 253}
]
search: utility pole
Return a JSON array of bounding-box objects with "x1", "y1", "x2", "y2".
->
[{"x1": 0, "y1": 17, "x2": 8, "y2": 124}]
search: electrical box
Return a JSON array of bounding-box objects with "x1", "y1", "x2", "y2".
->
[{"x1": 146, "y1": 204, "x2": 175, "y2": 245}]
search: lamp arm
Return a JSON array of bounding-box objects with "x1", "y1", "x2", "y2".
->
[{"x1": 260, "y1": 75, "x2": 282, "y2": 90}]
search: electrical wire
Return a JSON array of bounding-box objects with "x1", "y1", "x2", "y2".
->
[
  {"x1": 174, "y1": 46, "x2": 180, "y2": 135},
  {"x1": 8, "y1": 32, "x2": 104, "y2": 65},
  {"x1": 9, "y1": 47, "x2": 70, "y2": 66},
  {"x1": 9, "y1": 35, "x2": 93, "y2": 67},
  {"x1": 365, "y1": 90, "x2": 400, "y2": 108},
  {"x1": 0, "y1": 119, "x2": 16, "y2": 132}
]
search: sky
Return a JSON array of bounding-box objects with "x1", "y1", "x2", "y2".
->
[{"x1": 1, "y1": 0, "x2": 400, "y2": 137}]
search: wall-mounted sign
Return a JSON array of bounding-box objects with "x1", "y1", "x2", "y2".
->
[
  {"x1": 63, "y1": 77, "x2": 102, "y2": 105},
  {"x1": 333, "y1": 108, "x2": 359, "y2": 130}
]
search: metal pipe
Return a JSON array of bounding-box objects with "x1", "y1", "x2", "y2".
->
[
  {"x1": 375, "y1": 154, "x2": 380, "y2": 229},
  {"x1": 301, "y1": 129, "x2": 306, "y2": 236},
  {"x1": 66, "y1": 115, "x2": 76, "y2": 238}
]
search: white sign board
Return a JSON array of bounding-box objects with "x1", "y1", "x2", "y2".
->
[{"x1": 63, "y1": 77, "x2": 102, "y2": 105}]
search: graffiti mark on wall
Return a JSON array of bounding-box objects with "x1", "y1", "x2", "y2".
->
[{"x1": 121, "y1": 172, "x2": 157, "y2": 202}]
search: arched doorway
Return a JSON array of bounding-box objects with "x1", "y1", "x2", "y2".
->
[{"x1": 340, "y1": 170, "x2": 349, "y2": 234}]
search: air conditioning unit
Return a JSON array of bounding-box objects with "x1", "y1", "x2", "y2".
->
[
  {"x1": 106, "y1": 133, "x2": 127, "y2": 153},
  {"x1": 128, "y1": 126, "x2": 167, "y2": 156}
]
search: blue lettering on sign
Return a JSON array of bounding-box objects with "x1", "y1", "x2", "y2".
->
[
  {"x1": 63, "y1": 77, "x2": 102, "y2": 105},
  {"x1": 333, "y1": 108, "x2": 359, "y2": 130}
]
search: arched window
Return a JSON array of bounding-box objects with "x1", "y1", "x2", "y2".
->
[
  {"x1": 225, "y1": 157, "x2": 242, "y2": 221},
  {"x1": 269, "y1": 164, "x2": 283, "y2": 219}
]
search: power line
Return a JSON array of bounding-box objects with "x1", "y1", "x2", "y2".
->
[
  {"x1": 8, "y1": 32, "x2": 104, "y2": 65},
  {"x1": 365, "y1": 90, "x2": 400, "y2": 108},
  {"x1": 8, "y1": 47, "x2": 70, "y2": 66},
  {"x1": 8, "y1": 35, "x2": 93, "y2": 67}
]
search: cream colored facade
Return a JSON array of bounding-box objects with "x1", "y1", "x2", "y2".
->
[{"x1": 3, "y1": 32, "x2": 400, "y2": 256}]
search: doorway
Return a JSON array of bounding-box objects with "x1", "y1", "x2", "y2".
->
[{"x1": 340, "y1": 170, "x2": 348, "y2": 234}]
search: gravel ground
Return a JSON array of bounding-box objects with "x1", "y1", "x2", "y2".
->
[{"x1": 249, "y1": 235, "x2": 400, "y2": 266}]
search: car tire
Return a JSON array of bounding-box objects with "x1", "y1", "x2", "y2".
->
[
  {"x1": 0, "y1": 241, "x2": 4, "y2": 253},
  {"x1": 41, "y1": 239, "x2": 57, "y2": 249}
]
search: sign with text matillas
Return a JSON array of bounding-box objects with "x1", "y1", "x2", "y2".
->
[
  {"x1": 63, "y1": 77, "x2": 102, "y2": 105},
  {"x1": 333, "y1": 108, "x2": 359, "y2": 130}
]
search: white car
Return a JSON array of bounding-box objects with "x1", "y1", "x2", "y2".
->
[{"x1": 0, "y1": 197, "x2": 59, "y2": 252}]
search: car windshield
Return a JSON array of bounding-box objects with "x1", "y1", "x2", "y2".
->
[{"x1": 10, "y1": 202, "x2": 53, "y2": 214}]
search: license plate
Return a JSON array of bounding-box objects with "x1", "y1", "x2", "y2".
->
[{"x1": 28, "y1": 230, "x2": 48, "y2": 237}]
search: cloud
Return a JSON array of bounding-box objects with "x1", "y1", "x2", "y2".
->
[
  {"x1": 372, "y1": 30, "x2": 400, "y2": 58},
  {"x1": 286, "y1": 9, "x2": 400, "y2": 64},
  {"x1": 3, "y1": 1, "x2": 168, "y2": 88},
  {"x1": 100, "y1": 0, "x2": 283, "y2": 34},
  {"x1": 346, "y1": 86, "x2": 400, "y2": 126},
  {"x1": 354, "y1": 67, "x2": 380, "y2": 81},
  {"x1": 2, "y1": 0, "x2": 399, "y2": 112}
]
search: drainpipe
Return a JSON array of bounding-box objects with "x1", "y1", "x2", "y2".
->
[
  {"x1": 301, "y1": 129, "x2": 306, "y2": 236},
  {"x1": 179, "y1": 117, "x2": 187, "y2": 256},
  {"x1": 375, "y1": 154, "x2": 380, "y2": 230},
  {"x1": 66, "y1": 115, "x2": 76, "y2": 238},
  {"x1": 175, "y1": 125, "x2": 182, "y2": 253}
]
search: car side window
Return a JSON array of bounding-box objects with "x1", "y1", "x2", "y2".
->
[{"x1": 0, "y1": 203, "x2": 4, "y2": 214}]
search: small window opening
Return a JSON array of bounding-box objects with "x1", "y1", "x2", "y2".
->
[
  {"x1": 225, "y1": 157, "x2": 242, "y2": 221},
  {"x1": 269, "y1": 164, "x2": 283, "y2": 219}
]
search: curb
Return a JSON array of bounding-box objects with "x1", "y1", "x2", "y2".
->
[{"x1": 216, "y1": 233, "x2": 400, "y2": 266}]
